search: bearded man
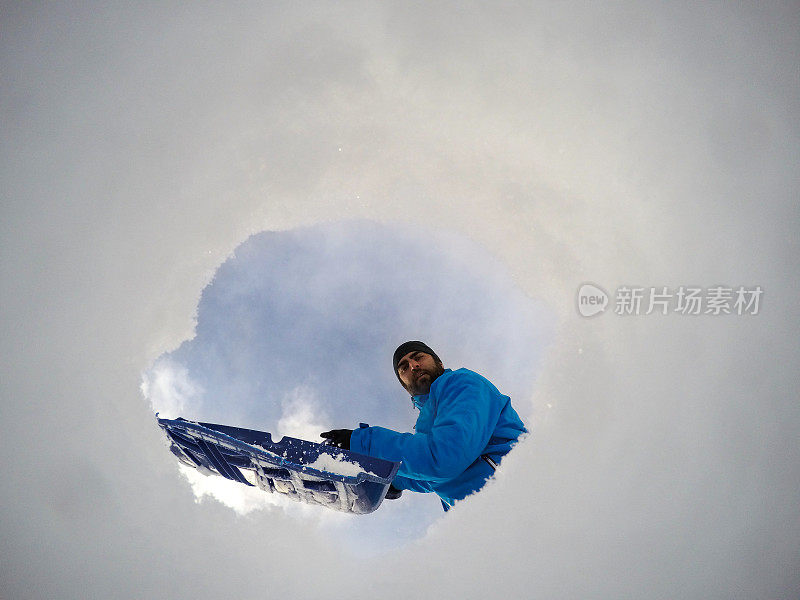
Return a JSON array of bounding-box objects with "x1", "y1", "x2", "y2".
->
[{"x1": 321, "y1": 341, "x2": 527, "y2": 511}]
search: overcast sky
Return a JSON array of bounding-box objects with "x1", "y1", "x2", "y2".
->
[{"x1": 2, "y1": 3, "x2": 798, "y2": 599}]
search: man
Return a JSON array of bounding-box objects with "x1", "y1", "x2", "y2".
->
[{"x1": 321, "y1": 341, "x2": 527, "y2": 511}]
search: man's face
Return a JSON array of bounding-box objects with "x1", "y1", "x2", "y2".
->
[{"x1": 396, "y1": 351, "x2": 444, "y2": 396}]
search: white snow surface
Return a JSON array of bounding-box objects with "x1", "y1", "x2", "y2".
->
[
  {"x1": 2, "y1": 4, "x2": 799, "y2": 600},
  {"x1": 305, "y1": 452, "x2": 370, "y2": 478}
]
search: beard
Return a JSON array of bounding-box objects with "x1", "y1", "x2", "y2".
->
[{"x1": 406, "y1": 362, "x2": 445, "y2": 396}]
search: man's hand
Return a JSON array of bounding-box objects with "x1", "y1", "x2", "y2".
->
[
  {"x1": 385, "y1": 484, "x2": 402, "y2": 500},
  {"x1": 319, "y1": 429, "x2": 352, "y2": 450}
]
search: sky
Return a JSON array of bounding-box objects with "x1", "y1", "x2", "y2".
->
[
  {"x1": 2, "y1": 3, "x2": 799, "y2": 599},
  {"x1": 140, "y1": 220, "x2": 552, "y2": 550}
]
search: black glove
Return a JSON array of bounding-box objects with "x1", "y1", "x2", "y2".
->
[
  {"x1": 320, "y1": 429, "x2": 352, "y2": 450},
  {"x1": 385, "y1": 484, "x2": 402, "y2": 500}
]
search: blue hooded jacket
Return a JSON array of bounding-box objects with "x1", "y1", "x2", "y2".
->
[{"x1": 350, "y1": 368, "x2": 527, "y2": 510}]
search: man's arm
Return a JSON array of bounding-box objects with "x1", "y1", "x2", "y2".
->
[
  {"x1": 350, "y1": 371, "x2": 506, "y2": 483},
  {"x1": 390, "y1": 474, "x2": 435, "y2": 493}
]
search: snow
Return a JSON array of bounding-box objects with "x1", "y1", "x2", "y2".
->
[
  {"x1": 305, "y1": 452, "x2": 370, "y2": 477},
  {"x1": 4, "y1": 4, "x2": 799, "y2": 598}
]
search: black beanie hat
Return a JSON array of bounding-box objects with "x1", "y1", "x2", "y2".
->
[{"x1": 392, "y1": 341, "x2": 442, "y2": 383}]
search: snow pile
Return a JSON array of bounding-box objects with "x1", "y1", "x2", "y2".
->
[
  {"x1": 141, "y1": 357, "x2": 204, "y2": 419},
  {"x1": 305, "y1": 452, "x2": 370, "y2": 477},
  {"x1": 178, "y1": 464, "x2": 280, "y2": 513}
]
